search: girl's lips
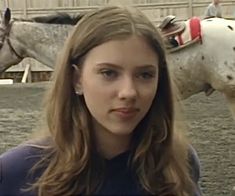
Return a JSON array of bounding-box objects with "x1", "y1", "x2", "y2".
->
[{"x1": 112, "y1": 108, "x2": 139, "y2": 119}]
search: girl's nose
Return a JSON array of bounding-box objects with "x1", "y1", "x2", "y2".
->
[{"x1": 118, "y1": 77, "x2": 137, "y2": 101}]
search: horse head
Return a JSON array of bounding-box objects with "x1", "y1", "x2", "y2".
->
[{"x1": 0, "y1": 8, "x2": 23, "y2": 73}]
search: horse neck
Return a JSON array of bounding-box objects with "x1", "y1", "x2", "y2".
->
[{"x1": 10, "y1": 21, "x2": 73, "y2": 68}]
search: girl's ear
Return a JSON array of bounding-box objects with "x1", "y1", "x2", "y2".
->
[{"x1": 72, "y1": 64, "x2": 83, "y2": 95}]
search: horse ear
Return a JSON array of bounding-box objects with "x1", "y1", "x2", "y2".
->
[{"x1": 3, "y1": 8, "x2": 11, "y2": 26}]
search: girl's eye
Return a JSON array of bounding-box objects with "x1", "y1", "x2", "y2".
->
[
  {"x1": 100, "y1": 69, "x2": 118, "y2": 79},
  {"x1": 138, "y1": 71, "x2": 156, "y2": 80}
]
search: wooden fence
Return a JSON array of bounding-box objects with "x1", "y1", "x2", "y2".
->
[{"x1": 1, "y1": 0, "x2": 235, "y2": 22}]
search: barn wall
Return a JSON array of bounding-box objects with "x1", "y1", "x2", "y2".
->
[{"x1": 1, "y1": 0, "x2": 234, "y2": 20}]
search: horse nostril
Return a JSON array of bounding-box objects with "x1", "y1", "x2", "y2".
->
[{"x1": 227, "y1": 25, "x2": 233, "y2": 31}]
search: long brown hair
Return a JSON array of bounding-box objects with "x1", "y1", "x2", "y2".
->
[{"x1": 32, "y1": 6, "x2": 194, "y2": 195}]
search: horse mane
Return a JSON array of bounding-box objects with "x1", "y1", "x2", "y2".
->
[{"x1": 13, "y1": 12, "x2": 84, "y2": 25}]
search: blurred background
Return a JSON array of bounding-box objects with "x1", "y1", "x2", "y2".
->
[{"x1": 0, "y1": 1, "x2": 234, "y2": 195}]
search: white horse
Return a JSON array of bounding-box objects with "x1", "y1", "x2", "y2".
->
[
  {"x1": 166, "y1": 17, "x2": 235, "y2": 117},
  {"x1": 0, "y1": 8, "x2": 235, "y2": 117}
]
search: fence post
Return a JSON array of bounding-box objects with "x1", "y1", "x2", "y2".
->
[
  {"x1": 4, "y1": 0, "x2": 9, "y2": 7},
  {"x1": 21, "y1": 64, "x2": 31, "y2": 83},
  {"x1": 188, "y1": 0, "x2": 193, "y2": 18},
  {"x1": 23, "y1": 0, "x2": 27, "y2": 18}
]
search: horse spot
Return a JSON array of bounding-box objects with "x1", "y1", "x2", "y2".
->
[
  {"x1": 224, "y1": 61, "x2": 228, "y2": 65},
  {"x1": 179, "y1": 66, "x2": 183, "y2": 70},
  {"x1": 201, "y1": 55, "x2": 205, "y2": 60},
  {"x1": 227, "y1": 25, "x2": 233, "y2": 31},
  {"x1": 233, "y1": 47, "x2": 235, "y2": 51},
  {"x1": 227, "y1": 75, "x2": 233, "y2": 80}
]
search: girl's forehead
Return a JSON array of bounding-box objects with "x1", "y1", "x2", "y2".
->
[{"x1": 84, "y1": 36, "x2": 159, "y2": 60}]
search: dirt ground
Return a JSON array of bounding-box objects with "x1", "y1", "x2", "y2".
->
[{"x1": 0, "y1": 82, "x2": 234, "y2": 196}]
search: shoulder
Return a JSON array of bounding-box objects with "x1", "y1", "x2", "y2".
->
[
  {"x1": 0, "y1": 142, "x2": 47, "y2": 195},
  {"x1": 208, "y1": 3, "x2": 214, "y2": 7},
  {"x1": 206, "y1": 3, "x2": 215, "y2": 10},
  {"x1": 0, "y1": 140, "x2": 48, "y2": 171},
  {"x1": 0, "y1": 143, "x2": 44, "y2": 168},
  {"x1": 188, "y1": 145, "x2": 200, "y2": 182},
  {"x1": 206, "y1": 3, "x2": 211, "y2": 8},
  {"x1": 188, "y1": 145, "x2": 202, "y2": 196}
]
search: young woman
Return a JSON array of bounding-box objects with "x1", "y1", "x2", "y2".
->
[{"x1": 0, "y1": 6, "x2": 202, "y2": 196}]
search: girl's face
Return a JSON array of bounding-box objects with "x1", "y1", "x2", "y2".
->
[{"x1": 75, "y1": 35, "x2": 159, "y2": 138}]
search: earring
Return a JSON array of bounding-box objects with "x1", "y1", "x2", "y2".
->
[{"x1": 75, "y1": 89, "x2": 83, "y2": 95}]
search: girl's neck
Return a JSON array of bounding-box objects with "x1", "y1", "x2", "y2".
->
[{"x1": 93, "y1": 124, "x2": 132, "y2": 159}]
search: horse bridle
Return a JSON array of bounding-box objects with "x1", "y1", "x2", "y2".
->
[{"x1": 0, "y1": 21, "x2": 23, "y2": 59}]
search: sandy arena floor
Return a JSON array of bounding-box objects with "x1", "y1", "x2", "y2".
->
[{"x1": 0, "y1": 82, "x2": 234, "y2": 196}]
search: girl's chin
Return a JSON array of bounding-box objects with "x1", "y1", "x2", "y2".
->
[{"x1": 108, "y1": 126, "x2": 136, "y2": 136}]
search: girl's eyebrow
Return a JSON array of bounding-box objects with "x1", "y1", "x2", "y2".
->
[
  {"x1": 96, "y1": 62, "x2": 122, "y2": 69},
  {"x1": 96, "y1": 62, "x2": 157, "y2": 69}
]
